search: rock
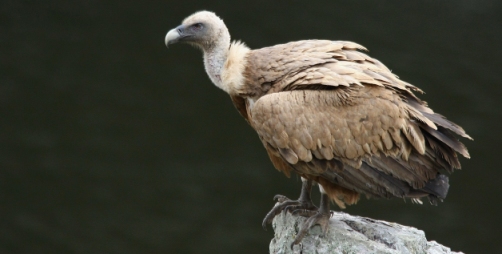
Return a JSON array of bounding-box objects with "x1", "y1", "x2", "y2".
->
[{"x1": 269, "y1": 212, "x2": 463, "y2": 254}]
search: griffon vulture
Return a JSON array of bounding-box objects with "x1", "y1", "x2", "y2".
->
[{"x1": 164, "y1": 11, "x2": 471, "y2": 246}]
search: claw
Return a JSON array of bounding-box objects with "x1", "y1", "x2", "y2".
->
[
  {"x1": 283, "y1": 205, "x2": 296, "y2": 214},
  {"x1": 262, "y1": 199, "x2": 308, "y2": 230},
  {"x1": 291, "y1": 211, "x2": 331, "y2": 247},
  {"x1": 262, "y1": 179, "x2": 316, "y2": 231},
  {"x1": 290, "y1": 192, "x2": 332, "y2": 247},
  {"x1": 273, "y1": 194, "x2": 289, "y2": 203},
  {"x1": 291, "y1": 209, "x2": 302, "y2": 216}
]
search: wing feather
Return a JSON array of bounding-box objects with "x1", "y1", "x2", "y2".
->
[
  {"x1": 237, "y1": 39, "x2": 470, "y2": 206},
  {"x1": 250, "y1": 86, "x2": 468, "y2": 192}
]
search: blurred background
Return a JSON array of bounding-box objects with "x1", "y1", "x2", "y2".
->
[{"x1": 1, "y1": 1, "x2": 500, "y2": 253}]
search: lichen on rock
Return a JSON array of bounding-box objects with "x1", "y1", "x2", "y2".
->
[{"x1": 269, "y1": 212, "x2": 462, "y2": 254}]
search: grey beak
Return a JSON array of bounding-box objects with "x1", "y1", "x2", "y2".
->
[
  {"x1": 165, "y1": 25, "x2": 187, "y2": 47},
  {"x1": 165, "y1": 28, "x2": 180, "y2": 47}
]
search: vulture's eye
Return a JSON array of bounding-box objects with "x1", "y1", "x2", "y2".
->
[{"x1": 192, "y1": 23, "x2": 203, "y2": 30}]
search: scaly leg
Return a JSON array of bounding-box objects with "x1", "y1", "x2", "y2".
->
[
  {"x1": 262, "y1": 177, "x2": 318, "y2": 230},
  {"x1": 291, "y1": 185, "x2": 332, "y2": 248}
]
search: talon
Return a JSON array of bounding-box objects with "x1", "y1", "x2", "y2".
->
[
  {"x1": 291, "y1": 209, "x2": 301, "y2": 215},
  {"x1": 273, "y1": 194, "x2": 288, "y2": 202},
  {"x1": 291, "y1": 193, "x2": 332, "y2": 246},
  {"x1": 284, "y1": 205, "x2": 296, "y2": 213},
  {"x1": 262, "y1": 179, "x2": 316, "y2": 230},
  {"x1": 261, "y1": 220, "x2": 268, "y2": 231}
]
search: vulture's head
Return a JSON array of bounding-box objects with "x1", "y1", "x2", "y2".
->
[{"x1": 165, "y1": 11, "x2": 230, "y2": 51}]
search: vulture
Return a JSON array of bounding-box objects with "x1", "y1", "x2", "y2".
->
[{"x1": 164, "y1": 11, "x2": 471, "y2": 246}]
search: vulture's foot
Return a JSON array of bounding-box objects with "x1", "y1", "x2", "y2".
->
[
  {"x1": 261, "y1": 194, "x2": 317, "y2": 230},
  {"x1": 291, "y1": 193, "x2": 332, "y2": 248},
  {"x1": 261, "y1": 179, "x2": 315, "y2": 230}
]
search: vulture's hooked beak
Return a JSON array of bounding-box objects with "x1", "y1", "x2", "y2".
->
[{"x1": 165, "y1": 25, "x2": 187, "y2": 47}]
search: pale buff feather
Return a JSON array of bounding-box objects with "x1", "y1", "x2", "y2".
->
[{"x1": 220, "y1": 41, "x2": 250, "y2": 95}]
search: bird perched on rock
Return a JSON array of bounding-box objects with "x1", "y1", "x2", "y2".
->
[{"x1": 164, "y1": 11, "x2": 471, "y2": 246}]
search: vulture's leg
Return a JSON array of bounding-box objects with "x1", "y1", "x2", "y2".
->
[
  {"x1": 291, "y1": 185, "x2": 332, "y2": 248},
  {"x1": 261, "y1": 177, "x2": 317, "y2": 230}
]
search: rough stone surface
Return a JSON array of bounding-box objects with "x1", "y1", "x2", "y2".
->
[{"x1": 270, "y1": 212, "x2": 463, "y2": 254}]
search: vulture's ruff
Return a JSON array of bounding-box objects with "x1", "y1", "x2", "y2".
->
[{"x1": 165, "y1": 11, "x2": 471, "y2": 247}]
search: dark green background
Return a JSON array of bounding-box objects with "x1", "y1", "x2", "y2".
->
[{"x1": 1, "y1": 1, "x2": 500, "y2": 253}]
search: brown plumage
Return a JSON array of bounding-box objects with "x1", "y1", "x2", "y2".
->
[{"x1": 165, "y1": 11, "x2": 471, "y2": 245}]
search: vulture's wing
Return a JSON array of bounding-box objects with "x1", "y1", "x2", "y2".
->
[
  {"x1": 247, "y1": 40, "x2": 470, "y2": 204},
  {"x1": 245, "y1": 40, "x2": 423, "y2": 95}
]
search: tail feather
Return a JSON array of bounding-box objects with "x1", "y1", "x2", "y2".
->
[
  {"x1": 421, "y1": 174, "x2": 449, "y2": 199},
  {"x1": 423, "y1": 132, "x2": 460, "y2": 171},
  {"x1": 421, "y1": 111, "x2": 472, "y2": 140},
  {"x1": 422, "y1": 125, "x2": 470, "y2": 159}
]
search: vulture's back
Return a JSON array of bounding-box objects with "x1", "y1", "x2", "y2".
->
[{"x1": 237, "y1": 40, "x2": 471, "y2": 206}]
